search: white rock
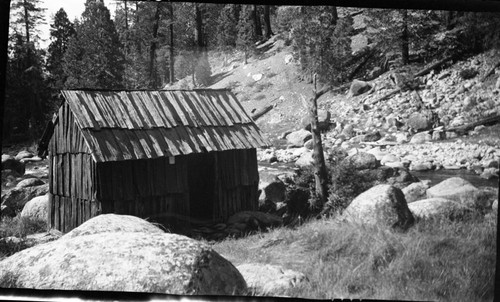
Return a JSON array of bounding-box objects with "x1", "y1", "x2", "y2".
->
[
  {"x1": 295, "y1": 151, "x2": 314, "y2": 167},
  {"x1": 252, "y1": 73, "x2": 263, "y2": 81},
  {"x1": 343, "y1": 185, "x2": 414, "y2": 230},
  {"x1": 237, "y1": 263, "x2": 306, "y2": 295},
  {"x1": 408, "y1": 198, "x2": 472, "y2": 220}
]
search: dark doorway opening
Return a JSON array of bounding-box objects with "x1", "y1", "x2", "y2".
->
[{"x1": 187, "y1": 152, "x2": 215, "y2": 224}]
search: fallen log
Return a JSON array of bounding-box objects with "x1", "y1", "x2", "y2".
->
[
  {"x1": 445, "y1": 114, "x2": 500, "y2": 134},
  {"x1": 251, "y1": 105, "x2": 274, "y2": 121},
  {"x1": 369, "y1": 88, "x2": 401, "y2": 105},
  {"x1": 414, "y1": 54, "x2": 455, "y2": 78},
  {"x1": 367, "y1": 55, "x2": 456, "y2": 106}
]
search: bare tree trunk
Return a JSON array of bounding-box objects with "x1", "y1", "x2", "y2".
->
[
  {"x1": 169, "y1": 1, "x2": 174, "y2": 84},
  {"x1": 309, "y1": 75, "x2": 328, "y2": 210},
  {"x1": 252, "y1": 5, "x2": 262, "y2": 41},
  {"x1": 331, "y1": 6, "x2": 338, "y2": 27},
  {"x1": 149, "y1": 2, "x2": 161, "y2": 88},
  {"x1": 135, "y1": 2, "x2": 141, "y2": 54},
  {"x1": 195, "y1": 3, "x2": 204, "y2": 49},
  {"x1": 124, "y1": 0, "x2": 128, "y2": 30},
  {"x1": 263, "y1": 5, "x2": 273, "y2": 38},
  {"x1": 401, "y1": 9, "x2": 409, "y2": 65},
  {"x1": 445, "y1": 10, "x2": 454, "y2": 29}
]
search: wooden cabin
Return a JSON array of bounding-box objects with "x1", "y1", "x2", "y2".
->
[{"x1": 38, "y1": 89, "x2": 269, "y2": 233}]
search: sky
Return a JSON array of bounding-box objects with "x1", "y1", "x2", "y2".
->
[{"x1": 10, "y1": 0, "x2": 118, "y2": 49}]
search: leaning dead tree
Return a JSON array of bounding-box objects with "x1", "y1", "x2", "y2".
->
[{"x1": 303, "y1": 74, "x2": 329, "y2": 210}]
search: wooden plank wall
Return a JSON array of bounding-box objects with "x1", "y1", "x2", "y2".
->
[
  {"x1": 49, "y1": 103, "x2": 91, "y2": 155},
  {"x1": 48, "y1": 102, "x2": 98, "y2": 233},
  {"x1": 96, "y1": 156, "x2": 190, "y2": 231},
  {"x1": 213, "y1": 148, "x2": 259, "y2": 221}
]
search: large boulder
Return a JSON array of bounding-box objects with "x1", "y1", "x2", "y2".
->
[
  {"x1": 409, "y1": 132, "x2": 432, "y2": 144},
  {"x1": 349, "y1": 80, "x2": 372, "y2": 96},
  {"x1": 20, "y1": 194, "x2": 49, "y2": 221},
  {"x1": 301, "y1": 109, "x2": 331, "y2": 131},
  {"x1": 408, "y1": 198, "x2": 473, "y2": 220},
  {"x1": 237, "y1": 263, "x2": 307, "y2": 295},
  {"x1": 1, "y1": 184, "x2": 49, "y2": 214},
  {"x1": 426, "y1": 177, "x2": 478, "y2": 205},
  {"x1": 2, "y1": 154, "x2": 14, "y2": 162},
  {"x1": 64, "y1": 214, "x2": 165, "y2": 239},
  {"x1": 402, "y1": 180, "x2": 431, "y2": 203},
  {"x1": 15, "y1": 150, "x2": 34, "y2": 161},
  {"x1": 344, "y1": 152, "x2": 379, "y2": 170},
  {"x1": 295, "y1": 151, "x2": 314, "y2": 167},
  {"x1": 286, "y1": 130, "x2": 312, "y2": 147},
  {"x1": 407, "y1": 112, "x2": 433, "y2": 132},
  {"x1": 343, "y1": 184, "x2": 415, "y2": 230},
  {"x1": 0, "y1": 217, "x2": 247, "y2": 295},
  {"x1": 16, "y1": 178, "x2": 45, "y2": 188},
  {"x1": 262, "y1": 180, "x2": 287, "y2": 204}
]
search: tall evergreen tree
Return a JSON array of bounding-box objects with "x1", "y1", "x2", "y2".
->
[
  {"x1": 292, "y1": 6, "x2": 353, "y2": 85},
  {"x1": 46, "y1": 8, "x2": 75, "y2": 89},
  {"x1": 63, "y1": 0, "x2": 124, "y2": 89},
  {"x1": 6, "y1": 0, "x2": 49, "y2": 140},
  {"x1": 216, "y1": 4, "x2": 240, "y2": 49},
  {"x1": 10, "y1": 0, "x2": 46, "y2": 47},
  {"x1": 236, "y1": 5, "x2": 256, "y2": 64}
]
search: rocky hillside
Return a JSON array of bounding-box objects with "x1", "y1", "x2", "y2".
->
[{"x1": 203, "y1": 36, "x2": 500, "y2": 179}]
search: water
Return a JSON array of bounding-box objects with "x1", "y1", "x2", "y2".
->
[
  {"x1": 259, "y1": 161, "x2": 499, "y2": 189},
  {"x1": 412, "y1": 170, "x2": 499, "y2": 188}
]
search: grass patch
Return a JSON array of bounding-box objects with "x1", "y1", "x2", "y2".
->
[
  {"x1": 212, "y1": 212, "x2": 497, "y2": 300},
  {"x1": 0, "y1": 215, "x2": 47, "y2": 260}
]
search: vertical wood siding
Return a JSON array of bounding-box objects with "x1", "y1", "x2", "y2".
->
[
  {"x1": 213, "y1": 148, "x2": 259, "y2": 221},
  {"x1": 48, "y1": 103, "x2": 97, "y2": 233}
]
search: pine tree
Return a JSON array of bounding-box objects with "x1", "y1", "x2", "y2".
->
[
  {"x1": 6, "y1": 0, "x2": 50, "y2": 140},
  {"x1": 63, "y1": 0, "x2": 124, "y2": 89},
  {"x1": 216, "y1": 4, "x2": 240, "y2": 49},
  {"x1": 46, "y1": 8, "x2": 75, "y2": 89},
  {"x1": 236, "y1": 5, "x2": 256, "y2": 64},
  {"x1": 291, "y1": 6, "x2": 353, "y2": 85},
  {"x1": 10, "y1": 0, "x2": 46, "y2": 47}
]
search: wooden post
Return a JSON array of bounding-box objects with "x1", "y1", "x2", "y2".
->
[{"x1": 309, "y1": 74, "x2": 329, "y2": 210}]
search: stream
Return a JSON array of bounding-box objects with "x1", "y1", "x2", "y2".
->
[{"x1": 259, "y1": 162, "x2": 499, "y2": 189}]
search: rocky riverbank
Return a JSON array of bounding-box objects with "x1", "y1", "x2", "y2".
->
[{"x1": 257, "y1": 49, "x2": 500, "y2": 182}]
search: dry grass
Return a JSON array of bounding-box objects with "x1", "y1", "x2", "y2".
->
[
  {"x1": 0, "y1": 216, "x2": 47, "y2": 260},
  {"x1": 212, "y1": 212, "x2": 497, "y2": 301}
]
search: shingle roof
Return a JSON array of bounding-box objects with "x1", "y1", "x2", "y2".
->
[{"x1": 60, "y1": 89, "x2": 269, "y2": 162}]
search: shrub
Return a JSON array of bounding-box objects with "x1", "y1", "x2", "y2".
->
[
  {"x1": 254, "y1": 82, "x2": 273, "y2": 93},
  {"x1": 284, "y1": 148, "x2": 382, "y2": 218},
  {"x1": 0, "y1": 216, "x2": 47, "y2": 260},
  {"x1": 0, "y1": 215, "x2": 47, "y2": 238},
  {"x1": 327, "y1": 160, "x2": 377, "y2": 213},
  {"x1": 254, "y1": 94, "x2": 266, "y2": 101}
]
